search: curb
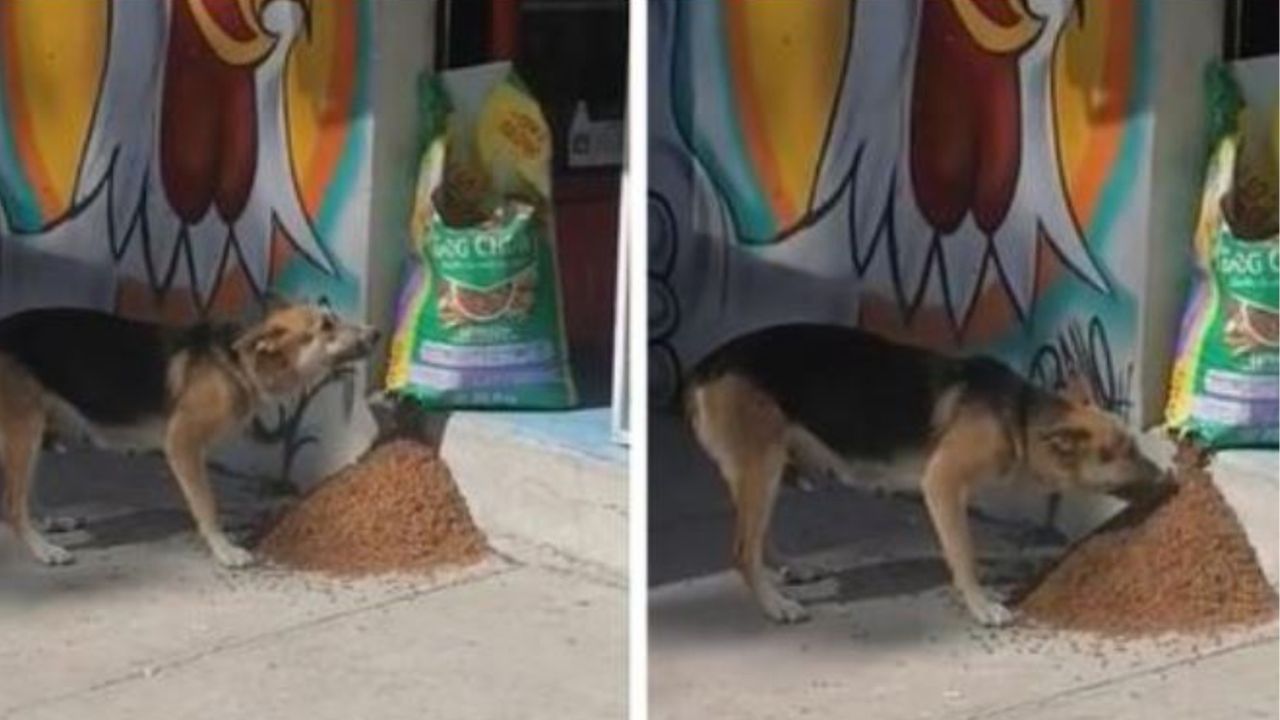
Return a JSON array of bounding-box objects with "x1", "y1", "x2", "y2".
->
[{"x1": 439, "y1": 411, "x2": 628, "y2": 578}]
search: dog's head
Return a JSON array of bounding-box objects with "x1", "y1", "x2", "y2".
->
[
  {"x1": 234, "y1": 298, "x2": 381, "y2": 396},
  {"x1": 1026, "y1": 375, "x2": 1167, "y2": 496}
]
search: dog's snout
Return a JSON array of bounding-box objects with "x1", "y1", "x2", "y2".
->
[
  {"x1": 1107, "y1": 455, "x2": 1173, "y2": 503},
  {"x1": 358, "y1": 327, "x2": 382, "y2": 352},
  {"x1": 1109, "y1": 474, "x2": 1173, "y2": 504}
]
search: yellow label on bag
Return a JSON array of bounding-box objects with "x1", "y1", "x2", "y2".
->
[{"x1": 476, "y1": 81, "x2": 551, "y2": 198}]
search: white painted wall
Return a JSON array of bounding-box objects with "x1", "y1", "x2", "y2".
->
[
  {"x1": 365, "y1": 0, "x2": 438, "y2": 386},
  {"x1": 1138, "y1": 0, "x2": 1226, "y2": 429}
]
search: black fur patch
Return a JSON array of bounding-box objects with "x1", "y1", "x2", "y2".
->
[
  {"x1": 688, "y1": 324, "x2": 1062, "y2": 459},
  {"x1": 0, "y1": 309, "x2": 240, "y2": 425}
]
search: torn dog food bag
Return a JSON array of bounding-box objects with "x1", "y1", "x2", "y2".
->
[
  {"x1": 1166, "y1": 64, "x2": 1279, "y2": 449},
  {"x1": 387, "y1": 63, "x2": 577, "y2": 408}
]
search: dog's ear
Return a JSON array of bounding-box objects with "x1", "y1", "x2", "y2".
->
[
  {"x1": 234, "y1": 324, "x2": 288, "y2": 358},
  {"x1": 1060, "y1": 371, "x2": 1096, "y2": 407}
]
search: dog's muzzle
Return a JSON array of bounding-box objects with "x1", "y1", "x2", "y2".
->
[
  {"x1": 1108, "y1": 459, "x2": 1175, "y2": 504},
  {"x1": 335, "y1": 327, "x2": 382, "y2": 365}
]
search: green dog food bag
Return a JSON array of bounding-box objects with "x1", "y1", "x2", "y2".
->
[
  {"x1": 1165, "y1": 64, "x2": 1279, "y2": 449},
  {"x1": 386, "y1": 62, "x2": 577, "y2": 408}
]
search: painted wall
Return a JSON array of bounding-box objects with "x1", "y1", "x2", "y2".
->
[
  {"x1": 649, "y1": 0, "x2": 1200, "y2": 429},
  {"x1": 0, "y1": 0, "x2": 399, "y2": 485}
]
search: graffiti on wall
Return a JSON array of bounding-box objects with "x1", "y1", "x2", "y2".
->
[
  {"x1": 0, "y1": 0, "x2": 375, "y2": 484},
  {"x1": 649, "y1": 0, "x2": 1152, "y2": 414}
]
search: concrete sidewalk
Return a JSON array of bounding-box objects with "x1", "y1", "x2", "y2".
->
[
  {"x1": 649, "y1": 412, "x2": 1279, "y2": 720},
  {"x1": 651, "y1": 572, "x2": 1277, "y2": 720},
  {"x1": 0, "y1": 447, "x2": 626, "y2": 720}
]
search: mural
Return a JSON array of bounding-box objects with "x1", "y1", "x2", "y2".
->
[
  {"x1": 649, "y1": 0, "x2": 1153, "y2": 419},
  {"x1": 0, "y1": 0, "x2": 375, "y2": 484}
]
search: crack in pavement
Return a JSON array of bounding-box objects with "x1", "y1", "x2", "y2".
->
[{"x1": 489, "y1": 533, "x2": 627, "y2": 590}]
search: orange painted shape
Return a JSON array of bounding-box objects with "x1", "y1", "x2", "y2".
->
[
  {"x1": 723, "y1": 0, "x2": 796, "y2": 226},
  {"x1": 294, "y1": 0, "x2": 355, "y2": 216},
  {"x1": 1, "y1": 5, "x2": 60, "y2": 220},
  {"x1": 1054, "y1": 1, "x2": 1132, "y2": 225}
]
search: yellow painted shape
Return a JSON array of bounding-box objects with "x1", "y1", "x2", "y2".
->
[
  {"x1": 1051, "y1": 0, "x2": 1115, "y2": 217},
  {"x1": 285, "y1": 0, "x2": 340, "y2": 211},
  {"x1": 949, "y1": 0, "x2": 1042, "y2": 54},
  {"x1": 10, "y1": 0, "x2": 106, "y2": 213},
  {"x1": 737, "y1": 0, "x2": 850, "y2": 216},
  {"x1": 186, "y1": 0, "x2": 274, "y2": 67}
]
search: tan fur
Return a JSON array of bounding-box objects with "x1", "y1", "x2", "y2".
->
[
  {"x1": 689, "y1": 375, "x2": 805, "y2": 621},
  {"x1": 921, "y1": 406, "x2": 1018, "y2": 625},
  {"x1": 163, "y1": 358, "x2": 254, "y2": 566},
  {"x1": 689, "y1": 370, "x2": 1153, "y2": 627},
  {"x1": 1025, "y1": 389, "x2": 1149, "y2": 492},
  {"x1": 0, "y1": 302, "x2": 377, "y2": 568},
  {"x1": 0, "y1": 356, "x2": 64, "y2": 564}
]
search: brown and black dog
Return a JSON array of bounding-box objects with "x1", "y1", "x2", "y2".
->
[
  {"x1": 686, "y1": 324, "x2": 1168, "y2": 626},
  {"x1": 0, "y1": 299, "x2": 379, "y2": 568}
]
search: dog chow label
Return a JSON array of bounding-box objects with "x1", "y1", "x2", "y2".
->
[{"x1": 386, "y1": 63, "x2": 575, "y2": 409}]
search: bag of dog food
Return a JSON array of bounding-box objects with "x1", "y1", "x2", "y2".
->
[
  {"x1": 1165, "y1": 64, "x2": 1279, "y2": 449},
  {"x1": 386, "y1": 63, "x2": 577, "y2": 408}
]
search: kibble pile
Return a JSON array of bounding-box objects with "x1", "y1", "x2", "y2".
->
[
  {"x1": 1018, "y1": 469, "x2": 1277, "y2": 636},
  {"x1": 259, "y1": 440, "x2": 488, "y2": 576}
]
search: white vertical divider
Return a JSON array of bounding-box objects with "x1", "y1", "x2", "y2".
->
[
  {"x1": 611, "y1": 151, "x2": 631, "y2": 445},
  {"x1": 625, "y1": 0, "x2": 649, "y2": 716}
]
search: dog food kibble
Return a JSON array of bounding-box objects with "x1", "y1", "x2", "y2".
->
[
  {"x1": 1018, "y1": 469, "x2": 1277, "y2": 636},
  {"x1": 259, "y1": 440, "x2": 487, "y2": 576}
]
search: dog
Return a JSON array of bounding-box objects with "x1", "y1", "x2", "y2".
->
[
  {"x1": 0, "y1": 298, "x2": 379, "y2": 568},
  {"x1": 685, "y1": 324, "x2": 1168, "y2": 626}
]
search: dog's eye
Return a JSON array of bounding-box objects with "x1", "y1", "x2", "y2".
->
[{"x1": 320, "y1": 316, "x2": 335, "y2": 333}]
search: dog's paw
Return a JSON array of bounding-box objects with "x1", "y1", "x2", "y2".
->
[
  {"x1": 964, "y1": 591, "x2": 1014, "y2": 627},
  {"x1": 760, "y1": 590, "x2": 810, "y2": 624},
  {"x1": 214, "y1": 544, "x2": 256, "y2": 569},
  {"x1": 33, "y1": 542, "x2": 75, "y2": 566}
]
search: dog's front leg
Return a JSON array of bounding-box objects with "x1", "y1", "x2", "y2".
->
[
  {"x1": 164, "y1": 417, "x2": 254, "y2": 569},
  {"x1": 921, "y1": 422, "x2": 1014, "y2": 627}
]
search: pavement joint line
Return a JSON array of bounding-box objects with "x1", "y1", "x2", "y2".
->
[
  {"x1": 0, "y1": 561, "x2": 525, "y2": 720},
  {"x1": 488, "y1": 533, "x2": 625, "y2": 589},
  {"x1": 959, "y1": 632, "x2": 1279, "y2": 720}
]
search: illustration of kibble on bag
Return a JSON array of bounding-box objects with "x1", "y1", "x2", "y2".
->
[{"x1": 387, "y1": 62, "x2": 577, "y2": 409}]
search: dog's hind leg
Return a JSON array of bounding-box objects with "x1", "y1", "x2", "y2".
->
[
  {"x1": 765, "y1": 427, "x2": 851, "y2": 585},
  {"x1": 729, "y1": 449, "x2": 804, "y2": 622},
  {"x1": 690, "y1": 376, "x2": 807, "y2": 623},
  {"x1": 0, "y1": 398, "x2": 71, "y2": 565}
]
